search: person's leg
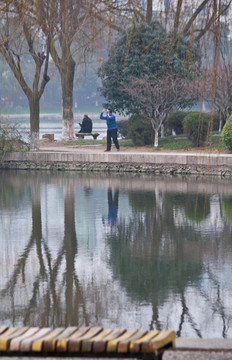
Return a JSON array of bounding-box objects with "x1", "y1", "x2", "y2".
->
[
  {"x1": 106, "y1": 129, "x2": 112, "y2": 151},
  {"x1": 111, "y1": 128, "x2": 120, "y2": 150}
]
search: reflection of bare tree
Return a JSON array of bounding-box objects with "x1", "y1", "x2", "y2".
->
[
  {"x1": 0, "y1": 178, "x2": 89, "y2": 327},
  {"x1": 178, "y1": 293, "x2": 202, "y2": 338},
  {"x1": 63, "y1": 184, "x2": 89, "y2": 325},
  {"x1": 107, "y1": 189, "x2": 232, "y2": 337}
]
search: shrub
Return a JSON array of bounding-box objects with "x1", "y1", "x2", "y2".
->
[
  {"x1": 127, "y1": 114, "x2": 153, "y2": 146},
  {"x1": 0, "y1": 118, "x2": 29, "y2": 156},
  {"x1": 221, "y1": 115, "x2": 232, "y2": 151},
  {"x1": 166, "y1": 111, "x2": 190, "y2": 135},
  {"x1": 117, "y1": 120, "x2": 129, "y2": 138},
  {"x1": 183, "y1": 112, "x2": 209, "y2": 147}
]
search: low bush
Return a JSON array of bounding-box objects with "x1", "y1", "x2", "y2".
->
[
  {"x1": 221, "y1": 115, "x2": 232, "y2": 151},
  {"x1": 117, "y1": 119, "x2": 129, "y2": 138},
  {"x1": 127, "y1": 114, "x2": 153, "y2": 146},
  {"x1": 166, "y1": 111, "x2": 190, "y2": 135},
  {"x1": 183, "y1": 112, "x2": 209, "y2": 147},
  {"x1": 0, "y1": 117, "x2": 29, "y2": 156}
]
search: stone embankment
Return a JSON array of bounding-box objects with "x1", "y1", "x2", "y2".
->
[{"x1": 1, "y1": 148, "x2": 232, "y2": 176}]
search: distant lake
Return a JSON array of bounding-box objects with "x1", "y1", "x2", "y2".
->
[
  {"x1": 1, "y1": 170, "x2": 232, "y2": 338},
  {"x1": 8, "y1": 113, "x2": 126, "y2": 140}
]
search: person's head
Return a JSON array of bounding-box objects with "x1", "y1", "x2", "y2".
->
[
  {"x1": 107, "y1": 108, "x2": 112, "y2": 115},
  {"x1": 83, "y1": 114, "x2": 88, "y2": 118}
]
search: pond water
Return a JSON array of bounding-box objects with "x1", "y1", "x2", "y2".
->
[
  {"x1": 8, "y1": 113, "x2": 119, "y2": 140},
  {"x1": 1, "y1": 170, "x2": 232, "y2": 338}
]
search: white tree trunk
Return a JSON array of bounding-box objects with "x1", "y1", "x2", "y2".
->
[
  {"x1": 219, "y1": 119, "x2": 222, "y2": 132},
  {"x1": 154, "y1": 129, "x2": 159, "y2": 147},
  {"x1": 62, "y1": 116, "x2": 75, "y2": 140},
  {"x1": 30, "y1": 131, "x2": 40, "y2": 151}
]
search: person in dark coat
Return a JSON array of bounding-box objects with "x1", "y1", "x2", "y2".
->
[{"x1": 78, "y1": 115, "x2": 92, "y2": 133}]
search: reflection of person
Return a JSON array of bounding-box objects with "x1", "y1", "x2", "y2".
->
[
  {"x1": 78, "y1": 114, "x2": 92, "y2": 133},
  {"x1": 102, "y1": 188, "x2": 119, "y2": 228},
  {"x1": 100, "y1": 108, "x2": 120, "y2": 152}
]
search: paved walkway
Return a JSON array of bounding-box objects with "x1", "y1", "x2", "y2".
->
[{"x1": 163, "y1": 338, "x2": 232, "y2": 359}]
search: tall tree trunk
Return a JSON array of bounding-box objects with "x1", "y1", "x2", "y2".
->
[
  {"x1": 29, "y1": 97, "x2": 40, "y2": 151},
  {"x1": 154, "y1": 129, "x2": 159, "y2": 147},
  {"x1": 146, "y1": 0, "x2": 153, "y2": 23},
  {"x1": 60, "y1": 57, "x2": 76, "y2": 140}
]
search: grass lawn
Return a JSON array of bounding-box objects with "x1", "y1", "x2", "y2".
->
[
  {"x1": 157, "y1": 133, "x2": 227, "y2": 151},
  {"x1": 64, "y1": 132, "x2": 228, "y2": 152}
]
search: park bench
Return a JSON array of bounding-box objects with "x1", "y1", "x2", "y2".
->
[
  {"x1": 0, "y1": 325, "x2": 175, "y2": 359},
  {"x1": 75, "y1": 132, "x2": 100, "y2": 140}
]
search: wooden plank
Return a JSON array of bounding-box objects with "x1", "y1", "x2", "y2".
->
[
  {"x1": 10, "y1": 328, "x2": 40, "y2": 352},
  {"x1": 20, "y1": 328, "x2": 51, "y2": 352},
  {"x1": 56, "y1": 327, "x2": 89, "y2": 353},
  {"x1": 0, "y1": 326, "x2": 8, "y2": 335},
  {"x1": 117, "y1": 330, "x2": 148, "y2": 354},
  {"x1": 129, "y1": 330, "x2": 160, "y2": 353},
  {"x1": 93, "y1": 328, "x2": 126, "y2": 353},
  {"x1": 106, "y1": 330, "x2": 138, "y2": 353},
  {"x1": 142, "y1": 330, "x2": 176, "y2": 354},
  {"x1": 68, "y1": 327, "x2": 102, "y2": 353},
  {"x1": 43, "y1": 326, "x2": 78, "y2": 353},
  {"x1": 0, "y1": 328, "x2": 19, "y2": 351},
  {"x1": 81, "y1": 329, "x2": 112, "y2": 353},
  {"x1": 31, "y1": 328, "x2": 64, "y2": 352},
  {"x1": 0, "y1": 327, "x2": 29, "y2": 351}
]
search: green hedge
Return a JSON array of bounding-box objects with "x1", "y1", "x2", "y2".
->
[
  {"x1": 221, "y1": 115, "x2": 232, "y2": 151},
  {"x1": 127, "y1": 114, "x2": 153, "y2": 146},
  {"x1": 166, "y1": 111, "x2": 190, "y2": 135},
  {"x1": 183, "y1": 112, "x2": 209, "y2": 147}
]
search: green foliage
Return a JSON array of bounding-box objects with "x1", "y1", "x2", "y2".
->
[
  {"x1": 117, "y1": 120, "x2": 129, "y2": 138},
  {"x1": 98, "y1": 21, "x2": 200, "y2": 114},
  {"x1": 221, "y1": 115, "x2": 232, "y2": 151},
  {"x1": 166, "y1": 111, "x2": 190, "y2": 134},
  {"x1": 183, "y1": 112, "x2": 209, "y2": 147},
  {"x1": 127, "y1": 114, "x2": 153, "y2": 146},
  {"x1": 0, "y1": 118, "x2": 29, "y2": 156}
]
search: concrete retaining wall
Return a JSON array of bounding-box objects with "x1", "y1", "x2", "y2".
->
[{"x1": 1, "y1": 151, "x2": 232, "y2": 176}]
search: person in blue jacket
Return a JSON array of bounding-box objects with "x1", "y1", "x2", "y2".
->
[{"x1": 100, "y1": 108, "x2": 120, "y2": 152}]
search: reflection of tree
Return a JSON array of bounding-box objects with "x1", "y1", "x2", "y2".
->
[
  {"x1": 107, "y1": 190, "x2": 209, "y2": 335},
  {"x1": 184, "y1": 195, "x2": 210, "y2": 223},
  {"x1": 0, "y1": 178, "x2": 88, "y2": 327},
  {"x1": 166, "y1": 193, "x2": 210, "y2": 223},
  {"x1": 222, "y1": 198, "x2": 232, "y2": 226},
  {"x1": 0, "y1": 170, "x2": 30, "y2": 210}
]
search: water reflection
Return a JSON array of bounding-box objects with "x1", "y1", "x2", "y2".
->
[
  {"x1": 102, "y1": 188, "x2": 119, "y2": 230},
  {"x1": 1, "y1": 171, "x2": 232, "y2": 338}
]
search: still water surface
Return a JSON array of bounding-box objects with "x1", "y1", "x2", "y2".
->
[
  {"x1": 8, "y1": 113, "x2": 116, "y2": 140},
  {"x1": 1, "y1": 170, "x2": 232, "y2": 338}
]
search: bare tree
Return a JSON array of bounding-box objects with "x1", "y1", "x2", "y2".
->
[
  {"x1": 38, "y1": 0, "x2": 144, "y2": 140},
  {"x1": 122, "y1": 75, "x2": 199, "y2": 147},
  {"x1": 0, "y1": 0, "x2": 50, "y2": 150},
  {"x1": 155, "y1": 0, "x2": 232, "y2": 41},
  {"x1": 200, "y1": 63, "x2": 232, "y2": 131}
]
